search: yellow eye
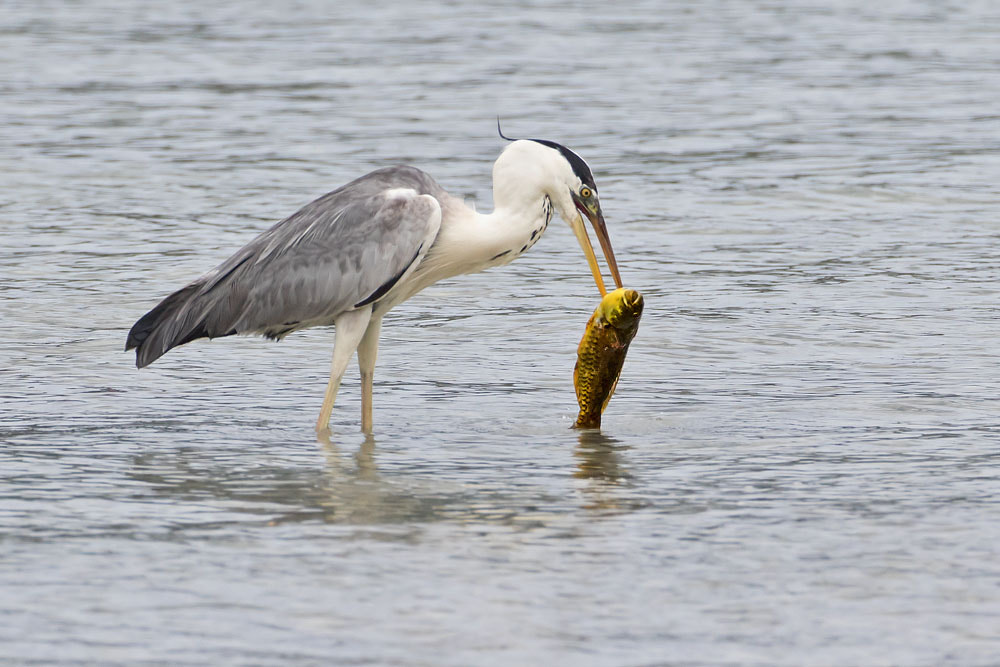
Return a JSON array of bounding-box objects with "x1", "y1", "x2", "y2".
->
[{"x1": 580, "y1": 187, "x2": 592, "y2": 199}]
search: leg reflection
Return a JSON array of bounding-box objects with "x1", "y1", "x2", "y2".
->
[
  {"x1": 317, "y1": 429, "x2": 379, "y2": 482},
  {"x1": 354, "y1": 433, "x2": 377, "y2": 481},
  {"x1": 315, "y1": 431, "x2": 435, "y2": 524}
]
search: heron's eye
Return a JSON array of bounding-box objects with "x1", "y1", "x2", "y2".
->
[{"x1": 580, "y1": 187, "x2": 592, "y2": 199}]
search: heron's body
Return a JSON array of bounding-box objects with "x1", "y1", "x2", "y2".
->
[{"x1": 127, "y1": 138, "x2": 623, "y2": 432}]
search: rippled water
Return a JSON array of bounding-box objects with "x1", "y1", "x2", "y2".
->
[{"x1": 3, "y1": 1, "x2": 1000, "y2": 664}]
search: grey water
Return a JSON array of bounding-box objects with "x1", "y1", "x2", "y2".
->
[{"x1": 2, "y1": 1, "x2": 1000, "y2": 664}]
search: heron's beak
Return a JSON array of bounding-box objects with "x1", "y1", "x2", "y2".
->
[{"x1": 570, "y1": 196, "x2": 623, "y2": 296}]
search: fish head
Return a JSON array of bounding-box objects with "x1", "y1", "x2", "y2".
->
[{"x1": 599, "y1": 288, "x2": 644, "y2": 331}]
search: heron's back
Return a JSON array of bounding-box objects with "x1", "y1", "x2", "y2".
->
[{"x1": 126, "y1": 166, "x2": 449, "y2": 368}]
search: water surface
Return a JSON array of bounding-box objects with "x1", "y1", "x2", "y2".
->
[{"x1": 3, "y1": 1, "x2": 1000, "y2": 664}]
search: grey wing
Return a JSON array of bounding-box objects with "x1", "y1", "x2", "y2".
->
[
  {"x1": 225, "y1": 188, "x2": 442, "y2": 333},
  {"x1": 127, "y1": 168, "x2": 443, "y2": 368}
]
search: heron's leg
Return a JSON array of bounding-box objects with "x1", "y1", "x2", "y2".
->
[
  {"x1": 356, "y1": 316, "x2": 383, "y2": 433},
  {"x1": 316, "y1": 306, "x2": 372, "y2": 433}
]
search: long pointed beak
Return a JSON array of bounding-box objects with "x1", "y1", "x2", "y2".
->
[
  {"x1": 570, "y1": 213, "x2": 608, "y2": 295},
  {"x1": 586, "y1": 206, "x2": 623, "y2": 291},
  {"x1": 572, "y1": 203, "x2": 623, "y2": 296}
]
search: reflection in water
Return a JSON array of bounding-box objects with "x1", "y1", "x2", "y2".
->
[
  {"x1": 317, "y1": 430, "x2": 378, "y2": 482},
  {"x1": 312, "y1": 431, "x2": 425, "y2": 526},
  {"x1": 574, "y1": 430, "x2": 631, "y2": 483},
  {"x1": 312, "y1": 432, "x2": 525, "y2": 527},
  {"x1": 573, "y1": 430, "x2": 641, "y2": 513},
  {"x1": 310, "y1": 431, "x2": 647, "y2": 524},
  {"x1": 123, "y1": 428, "x2": 646, "y2": 532}
]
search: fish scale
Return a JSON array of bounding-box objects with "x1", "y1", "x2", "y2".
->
[{"x1": 573, "y1": 288, "x2": 644, "y2": 428}]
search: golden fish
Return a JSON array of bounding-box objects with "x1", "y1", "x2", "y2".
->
[{"x1": 573, "y1": 288, "x2": 644, "y2": 428}]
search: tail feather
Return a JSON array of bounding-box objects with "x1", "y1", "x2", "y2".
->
[{"x1": 126, "y1": 281, "x2": 235, "y2": 368}]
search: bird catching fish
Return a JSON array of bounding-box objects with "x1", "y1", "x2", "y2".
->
[{"x1": 126, "y1": 131, "x2": 623, "y2": 432}]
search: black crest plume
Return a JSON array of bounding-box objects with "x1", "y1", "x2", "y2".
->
[
  {"x1": 494, "y1": 119, "x2": 596, "y2": 190},
  {"x1": 497, "y1": 116, "x2": 516, "y2": 142}
]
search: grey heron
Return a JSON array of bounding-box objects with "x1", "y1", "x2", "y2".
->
[{"x1": 126, "y1": 136, "x2": 623, "y2": 433}]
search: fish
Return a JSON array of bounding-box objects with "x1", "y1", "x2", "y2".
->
[{"x1": 573, "y1": 287, "x2": 644, "y2": 428}]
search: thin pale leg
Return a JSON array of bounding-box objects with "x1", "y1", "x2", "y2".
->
[
  {"x1": 316, "y1": 306, "x2": 372, "y2": 433},
  {"x1": 356, "y1": 316, "x2": 382, "y2": 433}
]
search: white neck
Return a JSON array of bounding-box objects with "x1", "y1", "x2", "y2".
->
[
  {"x1": 425, "y1": 169, "x2": 555, "y2": 279},
  {"x1": 419, "y1": 198, "x2": 549, "y2": 283},
  {"x1": 402, "y1": 140, "x2": 577, "y2": 299}
]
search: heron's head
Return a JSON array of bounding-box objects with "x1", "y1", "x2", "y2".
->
[{"x1": 493, "y1": 137, "x2": 623, "y2": 296}]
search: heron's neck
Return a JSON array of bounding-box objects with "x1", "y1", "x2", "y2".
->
[
  {"x1": 484, "y1": 196, "x2": 552, "y2": 256},
  {"x1": 478, "y1": 180, "x2": 554, "y2": 256},
  {"x1": 480, "y1": 165, "x2": 556, "y2": 252},
  {"x1": 424, "y1": 192, "x2": 552, "y2": 279}
]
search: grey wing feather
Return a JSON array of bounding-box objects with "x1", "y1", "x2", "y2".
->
[{"x1": 127, "y1": 166, "x2": 444, "y2": 368}]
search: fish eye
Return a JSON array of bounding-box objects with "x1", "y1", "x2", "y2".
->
[{"x1": 580, "y1": 187, "x2": 592, "y2": 199}]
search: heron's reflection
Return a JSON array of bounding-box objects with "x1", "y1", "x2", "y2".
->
[
  {"x1": 314, "y1": 430, "x2": 407, "y2": 524},
  {"x1": 310, "y1": 428, "x2": 641, "y2": 522},
  {"x1": 318, "y1": 429, "x2": 378, "y2": 482},
  {"x1": 314, "y1": 430, "x2": 448, "y2": 525}
]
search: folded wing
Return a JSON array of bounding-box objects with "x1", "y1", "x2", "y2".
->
[{"x1": 126, "y1": 166, "x2": 443, "y2": 368}]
